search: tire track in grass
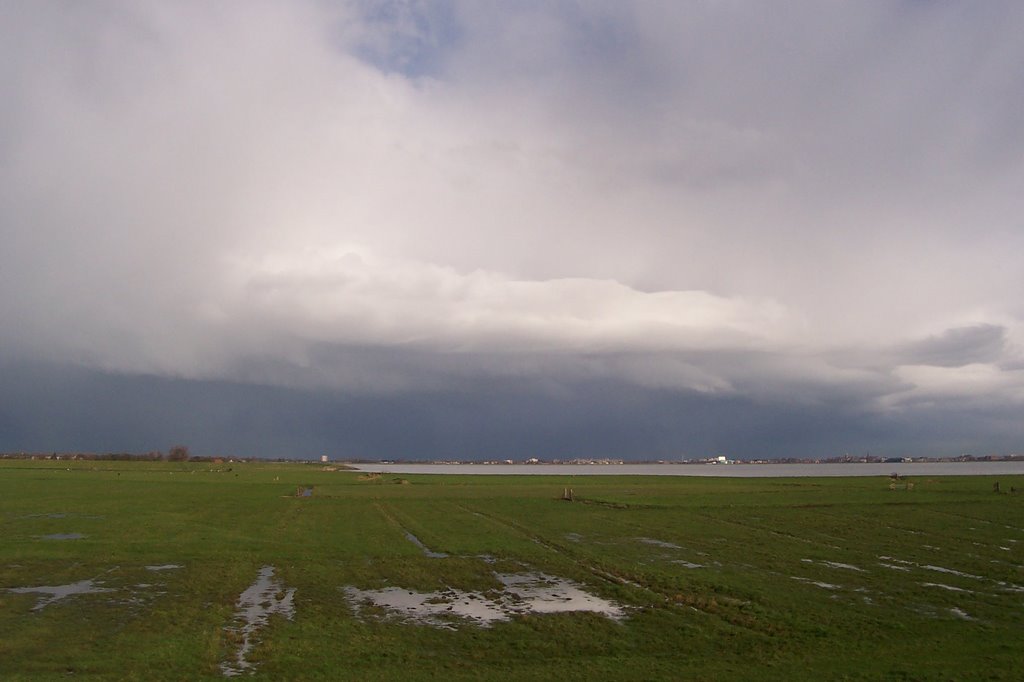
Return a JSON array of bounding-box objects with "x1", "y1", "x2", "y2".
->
[
  {"x1": 373, "y1": 501, "x2": 453, "y2": 558},
  {"x1": 688, "y1": 510, "x2": 837, "y2": 552},
  {"x1": 456, "y1": 503, "x2": 778, "y2": 635}
]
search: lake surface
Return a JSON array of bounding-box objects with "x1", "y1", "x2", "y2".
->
[{"x1": 349, "y1": 461, "x2": 1024, "y2": 477}]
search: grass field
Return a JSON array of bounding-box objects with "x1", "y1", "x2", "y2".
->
[{"x1": 1, "y1": 460, "x2": 1022, "y2": 680}]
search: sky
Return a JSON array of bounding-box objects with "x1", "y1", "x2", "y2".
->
[{"x1": 2, "y1": 1, "x2": 1023, "y2": 460}]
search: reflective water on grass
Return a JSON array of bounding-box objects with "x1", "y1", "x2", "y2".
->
[
  {"x1": 343, "y1": 571, "x2": 626, "y2": 629},
  {"x1": 36, "y1": 533, "x2": 86, "y2": 540},
  {"x1": 635, "y1": 537, "x2": 682, "y2": 549},
  {"x1": 7, "y1": 579, "x2": 113, "y2": 611},
  {"x1": 671, "y1": 560, "x2": 706, "y2": 569},
  {"x1": 220, "y1": 566, "x2": 295, "y2": 677},
  {"x1": 404, "y1": 532, "x2": 448, "y2": 558}
]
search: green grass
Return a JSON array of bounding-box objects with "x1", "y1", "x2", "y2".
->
[{"x1": 1, "y1": 459, "x2": 1022, "y2": 680}]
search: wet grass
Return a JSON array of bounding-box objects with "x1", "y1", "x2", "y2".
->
[{"x1": 0, "y1": 459, "x2": 1022, "y2": 679}]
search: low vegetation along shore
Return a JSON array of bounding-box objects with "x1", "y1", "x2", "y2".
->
[{"x1": 1, "y1": 460, "x2": 1022, "y2": 679}]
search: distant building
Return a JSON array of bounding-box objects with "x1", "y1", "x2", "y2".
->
[{"x1": 320, "y1": 455, "x2": 329, "y2": 463}]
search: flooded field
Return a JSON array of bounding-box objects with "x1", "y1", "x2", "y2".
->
[{"x1": 0, "y1": 459, "x2": 1022, "y2": 679}]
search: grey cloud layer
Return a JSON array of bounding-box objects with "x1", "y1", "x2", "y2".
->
[{"x1": 2, "y1": 1, "x2": 1023, "y2": 455}]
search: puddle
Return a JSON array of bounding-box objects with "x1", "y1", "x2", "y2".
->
[
  {"x1": 921, "y1": 565, "x2": 981, "y2": 580},
  {"x1": 791, "y1": 576, "x2": 840, "y2": 590},
  {"x1": 343, "y1": 572, "x2": 626, "y2": 629},
  {"x1": 36, "y1": 533, "x2": 86, "y2": 540},
  {"x1": 878, "y1": 562, "x2": 910, "y2": 572},
  {"x1": 7, "y1": 579, "x2": 113, "y2": 611},
  {"x1": 921, "y1": 582, "x2": 972, "y2": 593},
  {"x1": 220, "y1": 566, "x2": 296, "y2": 677},
  {"x1": 671, "y1": 560, "x2": 705, "y2": 569},
  {"x1": 297, "y1": 487, "x2": 313, "y2": 497},
  {"x1": 404, "y1": 532, "x2": 448, "y2": 558},
  {"x1": 949, "y1": 607, "x2": 975, "y2": 620},
  {"x1": 804, "y1": 559, "x2": 866, "y2": 572},
  {"x1": 19, "y1": 513, "x2": 104, "y2": 520},
  {"x1": 146, "y1": 564, "x2": 182, "y2": 572},
  {"x1": 635, "y1": 537, "x2": 682, "y2": 550},
  {"x1": 564, "y1": 533, "x2": 583, "y2": 543},
  {"x1": 994, "y1": 581, "x2": 1024, "y2": 593}
]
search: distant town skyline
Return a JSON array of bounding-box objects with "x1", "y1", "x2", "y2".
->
[{"x1": 2, "y1": 2, "x2": 1023, "y2": 459}]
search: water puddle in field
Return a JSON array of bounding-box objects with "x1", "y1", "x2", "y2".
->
[
  {"x1": 803, "y1": 559, "x2": 866, "y2": 572},
  {"x1": 146, "y1": 564, "x2": 182, "y2": 571},
  {"x1": 36, "y1": 533, "x2": 86, "y2": 540},
  {"x1": 7, "y1": 579, "x2": 113, "y2": 611},
  {"x1": 921, "y1": 582, "x2": 972, "y2": 593},
  {"x1": 949, "y1": 607, "x2": 975, "y2": 620},
  {"x1": 791, "y1": 576, "x2": 840, "y2": 590},
  {"x1": 404, "y1": 532, "x2": 448, "y2": 558},
  {"x1": 343, "y1": 572, "x2": 625, "y2": 629},
  {"x1": 564, "y1": 532, "x2": 583, "y2": 543},
  {"x1": 671, "y1": 560, "x2": 706, "y2": 569},
  {"x1": 298, "y1": 487, "x2": 313, "y2": 497},
  {"x1": 921, "y1": 565, "x2": 981, "y2": 579},
  {"x1": 822, "y1": 561, "x2": 865, "y2": 572},
  {"x1": 879, "y1": 555, "x2": 1021, "y2": 592},
  {"x1": 220, "y1": 566, "x2": 295, "y2": 677},
  {"x1": 635, "y1": 537, "x2": 682, "y2": 549},
  {"x1": 20, "y1": 512, "x2": 105, "y2": 520},
  {"x1": 994, "y1": 581, "x2": 1024, "y2": 593}
]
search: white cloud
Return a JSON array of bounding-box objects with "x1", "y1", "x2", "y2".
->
[{"x1": 1, "y1": 0, "x2": 1023, "y2": 413}]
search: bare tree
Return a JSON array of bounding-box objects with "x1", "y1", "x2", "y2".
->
[{"x1": 167, "y1": 445, "x2": 190, "y2": 462}]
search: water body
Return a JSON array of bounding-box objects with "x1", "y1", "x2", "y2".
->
[
  {"x1": 36, "y1": 533, "x2": 86, "y2": 540},
  {"x1": 350, "y1": 462, "x2": 1024, "y2": 477}
]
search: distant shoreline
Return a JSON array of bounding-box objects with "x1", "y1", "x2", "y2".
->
[{"x1": 348, "y1": 461, "x2": 1024, "y2": 477}]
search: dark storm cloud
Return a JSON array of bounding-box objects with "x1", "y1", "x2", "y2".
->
[{"x1": 3, "y1": 361, "x2": 1013, "y2": 460}]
